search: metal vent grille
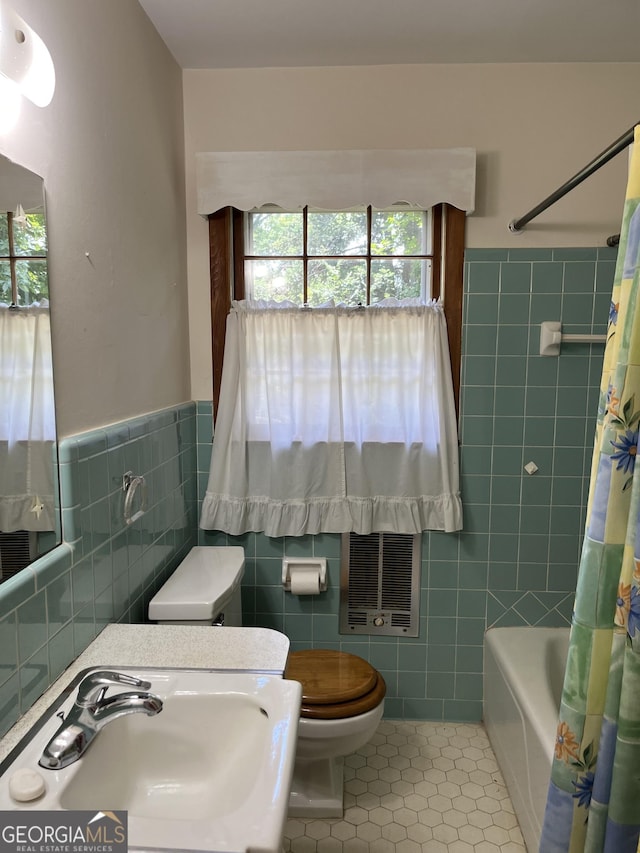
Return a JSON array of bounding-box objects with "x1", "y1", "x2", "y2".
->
[
  {"x1": 340, "y1": 532, "x2": 421, "y2": 637},
  {"x1": 0, "y1": 531, "x2": 33, "y2": 581}
]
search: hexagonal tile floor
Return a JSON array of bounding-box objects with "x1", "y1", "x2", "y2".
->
[{"x1": 284, "y1": 720, "x2": 525, "y2": 852}]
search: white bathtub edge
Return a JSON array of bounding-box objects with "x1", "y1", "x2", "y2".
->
[{"x1": 483, "y1": 626, "x2": 570, "y2": 853}]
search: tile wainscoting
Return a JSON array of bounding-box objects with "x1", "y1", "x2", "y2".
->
[{"x1": 0, "y1": 403, "x2": 197, "y2": 738}]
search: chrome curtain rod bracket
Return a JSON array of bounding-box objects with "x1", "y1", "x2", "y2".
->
[{"x1": 509, "y1": 122, "x2": 639, "y2": 234}]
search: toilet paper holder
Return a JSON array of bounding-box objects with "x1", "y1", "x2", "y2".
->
[{"x1": 282, "y1": 557, "x2": 328, "y2": 592}]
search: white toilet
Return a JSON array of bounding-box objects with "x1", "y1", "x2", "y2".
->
[
  {"x1": 148, "y1": 550, "x2": 384, "y2": 819},
  {"x1": 285, "y1": 649, "x2": 386, "y2": 818},
  {"x1": 148, "y1": 546, "x2": 244, "y2": 626}
]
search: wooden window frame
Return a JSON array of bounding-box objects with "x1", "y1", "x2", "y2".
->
[{"x1": 209, "y1": 203, "x2": 465, "y2": 420}]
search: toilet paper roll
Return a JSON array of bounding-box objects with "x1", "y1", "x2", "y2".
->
[{"x1": 290, "y1": 569, "x2": 320, "y2": 595}]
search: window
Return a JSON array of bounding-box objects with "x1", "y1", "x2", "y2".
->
[
  {"x1": 0, "y1": 210, "x2": 48, "y2": 305},
  {"x1": 201, "y1": 202, "x2": 464, "y2": 538},
  {"x1": 246, "y1": 207, "x2": 434, "y2": 306},
  {"x1": 208, "y1": 203, "x2": 465, "y2": 416}
]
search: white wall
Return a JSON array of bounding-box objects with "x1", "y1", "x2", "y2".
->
[
  {"x1": 0, "y1": 0, "x2": 190, "y2": 437},
  {"x1": 183, "y1": 63, "x2": 638, "y2": 400}
]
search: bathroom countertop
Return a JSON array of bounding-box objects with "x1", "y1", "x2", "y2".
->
[{"x1": 0, "y1": 624, "x2": 290, "y2": 763}]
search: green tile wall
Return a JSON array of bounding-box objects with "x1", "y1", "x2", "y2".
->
[
  {"x1": 0, "y1": 403, "x2": 197, "y2": 738},
  {"x1": 197, "y1": 246, "x2": 617, "y2": 722}
]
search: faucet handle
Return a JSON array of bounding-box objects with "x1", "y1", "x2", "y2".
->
[{"x1": 76, "y1": 670, "x2": 152, "y2": 707}]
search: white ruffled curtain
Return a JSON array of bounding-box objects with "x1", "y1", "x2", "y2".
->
[
  {"x1": 200, "y1": 299, "x2": 462, "y2": 537},
  {"x1": 0, "y1": 304, "x2": 56, "y2": 532}
]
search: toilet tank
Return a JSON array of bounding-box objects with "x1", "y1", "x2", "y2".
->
[{"x1": 148, "y1": 546, "x2": 244, "y2": 626}]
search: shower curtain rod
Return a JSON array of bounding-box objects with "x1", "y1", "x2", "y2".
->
[{"x1": 509, "y1": 121, "x2": 639, "y2": 235}]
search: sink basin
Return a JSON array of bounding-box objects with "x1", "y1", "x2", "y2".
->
[{"x1": 0, "y1": 667, "x2": 302, "y2": 852}]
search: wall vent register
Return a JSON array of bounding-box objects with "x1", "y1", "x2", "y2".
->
[
  {"x1": 0, "y1": 530, "x2": 33, "y2": 579},
  {"x1": 340, "y1": 532, "x2": 421, "y2": 637}
]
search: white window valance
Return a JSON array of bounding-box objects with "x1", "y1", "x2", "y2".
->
[{"x1": 196, "y1": 148, "x2": 476, "y2": 216}]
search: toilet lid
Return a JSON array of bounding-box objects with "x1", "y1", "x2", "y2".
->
[{"x1": 285, "y1": 649, "x2": 378, "y2": 705}]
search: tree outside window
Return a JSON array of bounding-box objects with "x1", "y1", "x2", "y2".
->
[
  {"x1": 245, "y1": 208, "x2": 433, "y2": 306},
  {"x1": 0, "y1": 211, "x2": 48, "y2": 306}
]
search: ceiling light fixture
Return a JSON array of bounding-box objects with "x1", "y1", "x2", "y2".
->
[{"x1": 0, "y1": 0, "x2": 55, "y2": 109}]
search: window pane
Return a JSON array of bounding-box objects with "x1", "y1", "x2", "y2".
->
[
  {"x1": 0, "y1": 214, "x2": 8, "y2": 255},
  {"x1": 16, "y1": 259, "x2": 48, "y2": 304},
  {"x1": 371, "y1": 211, "x2": 430, "y2": 256},
  {"x1": 308, "y1": 259, "x2": 367, "y2": 306},
  {"x1": 370, "y1": 259, "x2": 431, "y2": 303},
  {"x1": 245, "y1": 259, "x2": 303, "y2": 303},
  {"x1": 0, "y1": 260, "x2": 10, "y2": 302},
  {"x1": 13, "y1": 213, "x2": 47, "y2": 256},
  {"x1": 247, "y1": 211, "x2": 302, "y2": 256},
  {"x1": 308, "y1": 212, "x2": 367, "y2": 256}
]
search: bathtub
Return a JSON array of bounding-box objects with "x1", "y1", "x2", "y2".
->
[{"x1": 483, "y1": 626, "x2": 570, "y2": 853}]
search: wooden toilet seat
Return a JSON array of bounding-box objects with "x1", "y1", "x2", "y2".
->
[{"x1": 285, "y1": 649, "x2": 386, "y2": 720}]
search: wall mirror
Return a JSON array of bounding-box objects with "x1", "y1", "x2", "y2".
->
[{"x1": 0, "y1": 154, "x2": 60, "y2": 581}]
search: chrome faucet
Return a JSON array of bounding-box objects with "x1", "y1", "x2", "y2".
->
[{"x1": 39, "y1": 670, "x2": 163, "y2": 770}]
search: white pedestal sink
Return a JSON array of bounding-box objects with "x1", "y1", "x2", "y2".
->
[{"x1": 0, "y1": 667, "x2": 302, "y2": 853}]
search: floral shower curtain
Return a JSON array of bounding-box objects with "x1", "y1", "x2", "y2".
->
[{"x1": 540, "y1": 128, "x2": 640, "y2": 852}]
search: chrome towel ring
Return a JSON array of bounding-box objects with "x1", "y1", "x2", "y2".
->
[{"x1": 122, "y1": 471, "x2": 147, "y2": 525}]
